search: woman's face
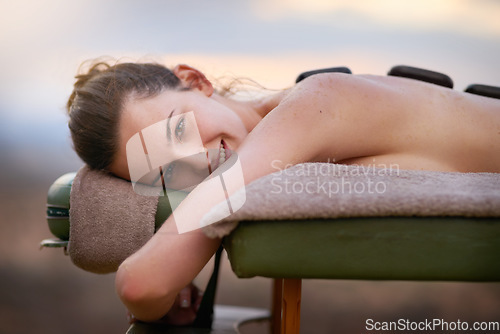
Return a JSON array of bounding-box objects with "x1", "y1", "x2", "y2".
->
[{"x1": 110, "y1": 88, "x2": 249, "y2": 186}]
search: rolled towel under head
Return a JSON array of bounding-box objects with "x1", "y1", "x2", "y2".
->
[{"x1": 46, "y1": 165, "x2": 184, "y2": 274}]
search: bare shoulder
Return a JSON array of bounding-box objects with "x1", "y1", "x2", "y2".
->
[
  {"x1": 268, "y1": 73, "x2": 412, "y2": 158},
  {"x1": 281, "y1": 72, "x2": 364, "y2": 106},
  {"x1": 280, "y1": 73, "x2": 413, "y2": 115},
  {"x1": 235, "y1": 73, "x2": 361, "y2": 180},
  {"x1": 244, "y1": 73, "x2": 396, "y2": 166},
  {"x1": 273, "y1": 73, "x2": 372, "y2": 128}
]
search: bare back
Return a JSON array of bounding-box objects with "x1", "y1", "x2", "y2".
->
[
  {"x1": 237, "y1": 73, "x2": 500, "y2": 183},
  {"x1": 334, "y1": 74, "x2": 500, "y2": 172}
]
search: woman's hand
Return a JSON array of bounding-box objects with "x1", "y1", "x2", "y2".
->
[
  {"x1": 127, "y1": 283, "x2": 203, "y2": 326},
  {"x1": 161, "y1": 283, "x2": 203, "y2": 325}
]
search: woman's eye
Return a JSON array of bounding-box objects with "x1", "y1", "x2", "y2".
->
[{"x1": 175, "y1": 117, "x2": 186, "y2": 141}]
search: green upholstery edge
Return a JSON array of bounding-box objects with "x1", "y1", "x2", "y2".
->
[
  {"x1": 155, "y1": 192, "x2": 188, "y2": 231},
  {"x1": 155, "y1": 195, "x2": 173, "y2": 231},
  {"x1": 223, "y1": 217, "x2": 500, "y2": 282},
  {"x1": 46, "y1": 172, "x2": 76, "y2": 240}
]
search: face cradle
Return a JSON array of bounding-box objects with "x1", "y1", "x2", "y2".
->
[{"x1": 111, "y1": 89, "x2": 249, "y2": 182}]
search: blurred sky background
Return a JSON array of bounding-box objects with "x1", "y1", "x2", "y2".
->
[
  {"x1": 1, "y1": 1, "x2": 500, "y2": 333},
  {"x1": 1, "y1": 0, "x2": 500, "y2": 185}
]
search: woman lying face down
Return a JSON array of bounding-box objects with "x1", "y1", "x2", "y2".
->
[{"x1": 67, "y1": 61, "x2": 500, "y2": 323}]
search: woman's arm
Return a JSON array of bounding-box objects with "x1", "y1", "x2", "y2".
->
[{"x1": 115, "y1": 217, "x2": 221, "y2": 321}]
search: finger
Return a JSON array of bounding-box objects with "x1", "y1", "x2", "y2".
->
[
  {"x1": 194, "y1": 288, "x2": 204, "y2": 311},
  {"x1": 126, "y1": 311, "x2": 137, "y2": 324},
  {"x1": 179, "y1": 286, "x2": 191, "y2": 308},
  {"x1": 189, "y1": 283, "x2": 204, "y2": 311}
]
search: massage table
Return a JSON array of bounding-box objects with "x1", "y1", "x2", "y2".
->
[{"x1": 41, "y1": 66, "x2": 500, "y2": 334}]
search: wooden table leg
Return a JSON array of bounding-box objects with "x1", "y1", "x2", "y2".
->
[
  {"x1": 281, "y1": 278, "x2": 302, "y2": 334},
  {"x1": 272, "y1": 279, "x2": 283, "y2": 334}
]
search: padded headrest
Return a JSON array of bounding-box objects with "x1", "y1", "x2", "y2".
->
[
  {"x1": 46, "y1": 166, "x2": 186, "y2": 274},
  {"x1": 69, "y1": 166, "x2": 159, "y2": 273}
]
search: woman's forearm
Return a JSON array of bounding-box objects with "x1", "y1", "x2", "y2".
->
[{"x1": 115, "y1": 215, "x2": 221, "y2": 321}]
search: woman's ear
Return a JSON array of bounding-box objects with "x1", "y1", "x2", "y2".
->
[{"x1": 173, "y1": 64, "x2": 214, "y2": 96}]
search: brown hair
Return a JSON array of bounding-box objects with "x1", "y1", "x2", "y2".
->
[{"x1": 67, "y1": 61, "x2": 184, "y2": 170}]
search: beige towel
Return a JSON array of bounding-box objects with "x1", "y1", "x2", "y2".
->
[
  {"x1": 202, "y1": 164, "x2": 500, "y2": 238},
  {"x1": 69, "y1": 166, "x2": 158, "y2": 274}
]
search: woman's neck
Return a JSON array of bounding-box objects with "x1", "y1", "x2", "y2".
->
[
  {"x1": 255, "y1": 88, "x2": 290, "y2": 118},
  {"x1": 212, "y1": 89, "x2": 289, "y2": 132}
]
